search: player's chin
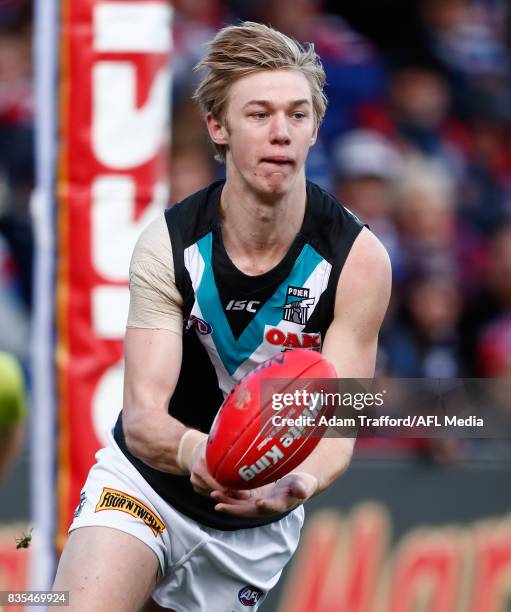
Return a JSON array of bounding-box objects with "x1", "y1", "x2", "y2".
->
[{"x1": 259, "y1": 171, "x2": 295, "y2": 196}]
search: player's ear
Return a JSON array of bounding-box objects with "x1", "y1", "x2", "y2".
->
[
  {"x1": 310, "y1": 124, "x2": 318, "y2": 147},
  {"x1": 207, "y1": 112, "x2": 229, "y2": 146}
]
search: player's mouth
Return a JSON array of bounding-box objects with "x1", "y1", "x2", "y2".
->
[{"x1": 260, "y1": 156, "x2": 294, "y2": 167}]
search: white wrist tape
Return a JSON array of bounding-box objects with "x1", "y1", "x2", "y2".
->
[{"x1": 177, "y1": 429, "x2": 205, "y2": 472}]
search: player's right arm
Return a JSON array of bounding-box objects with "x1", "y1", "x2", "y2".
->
[
  {"x1": 121, "y1": 217, "x2": 224, "y2": 495},
  {"x1": 123, "y1": 326, "x2": 188, "y2": 474}
]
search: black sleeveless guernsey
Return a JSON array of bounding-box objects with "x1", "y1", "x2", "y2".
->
[{"x1": 114, "y1": 179, "x2": 363, "y2": 530}]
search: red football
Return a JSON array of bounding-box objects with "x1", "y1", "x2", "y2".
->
[{"x1": 206, "y1": 349, "x2": 338, "y2": 489}]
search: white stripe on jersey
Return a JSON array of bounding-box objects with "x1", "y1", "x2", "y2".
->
[{"x1": 184, "y1": 243, "x2": 205, "y2": 294}]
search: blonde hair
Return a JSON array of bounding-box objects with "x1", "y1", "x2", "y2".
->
[{"x1": 193, "y1": 21, "x2": 327, "y2": 161}]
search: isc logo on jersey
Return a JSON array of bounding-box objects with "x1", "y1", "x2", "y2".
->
[
  {"x1": 238, "y1": 586, "x2": 263, "y2": 607},
  {"x1": 264, "y1": 326, "x2": 321, "y2": 350},
  {"x1": 226, "y1": 300, "x2": 261, "y2": 313}
]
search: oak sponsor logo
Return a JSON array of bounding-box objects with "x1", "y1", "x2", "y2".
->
[
  {"x1": 265, "y1": 327, "x2": 321, "y2": 350},
  {"x1": 95, "y1": 487, "x2": 165, "y2": 536}
]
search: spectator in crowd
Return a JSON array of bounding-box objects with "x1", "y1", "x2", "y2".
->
[
  {"x1": 332, "y1": 129, "x2": 404, "y2": 280},
  {"x1": 171, "y1": 0, "x2": 228, "y2": 104},
  {"x1": 0, "y1": 0, "x2": 33, "y2": 314},
  {"x1": 461, "y1": 223, "x2": 511, "y2": 374},
  {"x1": 477, "y1": 315, "x2": 511, "y2": 377},
  {"x1": 461, "y1": 99, "x2": 511, "y2": 234},
  {"x1": 470, "y1": 316, "x2": 511, "y2": 459},
  {"x1": 358, "y1": 62, "x2": 470, "y2": 181},
  {"x1": 0, "y1": 229, "x2": 29, "y2": 360},
  {"x1": 382, "y1": 270, "x2": 464, "y2": 378},
  {"x1": 418, "y1": 0, "x2": 511, "y2": 118},
  {"x1": 395, "y1": 157, "x2": 458, "y2": 275}
]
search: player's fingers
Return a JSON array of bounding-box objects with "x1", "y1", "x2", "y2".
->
[
  {"x1": 191, "y1": 472, "x2": 215, "y2": 496},
  {"x1": 255, "y1": 498, "x2": 286, "y2": 514},
  {"x1": 214, "y1": 502, "x2": 259, "y2": 516},
  {"x1": 192, "y1": 484, "x2": 210, "y2": 496},
  {"x1": 226, "y1": 488, "x2": 251, "y2": 499},
  {"x1": 209, "y1": 486, "x2": 252, "y2": 500},
  {"x1": 256, "y1": 494, "x2": 303, "y2": 514},
  {"x1": 192, "y1": 464, "x2": 230, "y2": 495},
  {"x1": 210, "y1": 491, "x2": 251, "y2": 505}
]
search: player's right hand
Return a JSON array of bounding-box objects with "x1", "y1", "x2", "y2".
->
[
  {"x1": 188, "y1": 438, "x2": 217, "y2": 496},
  {"x1": 188, "y1": 440, "x2": 250, "y2": 501}
]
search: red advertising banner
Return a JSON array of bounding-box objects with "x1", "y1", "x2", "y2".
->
[
  {"x1": 56, "y1": 0, "x2": 172, "y2": 548},
  {"x1": 278, "y1": 504, "x2": 511, "y2": 612}
]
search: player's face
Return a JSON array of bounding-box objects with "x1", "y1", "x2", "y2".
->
[{"x1": 209, "y1": 69, "x2": 318, "y2": 197}]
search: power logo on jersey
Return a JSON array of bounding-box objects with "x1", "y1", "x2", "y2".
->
[
  {"x1": 95, "y1": 487, "x2": 165, "y2": 537},
  {"x1": 238, "y1": 585, "x2": 263, "y2": 607},
  {"x1": 280, "y1": 286, "x2": 315, "y2": 324}
]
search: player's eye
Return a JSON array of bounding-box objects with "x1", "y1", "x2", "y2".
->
[
  {"x1": 292, "y1": 111, "x2": 306, "y2": 120},
  {"x1": 251, "y1": 111, "x2": 268, "y2": 119}
]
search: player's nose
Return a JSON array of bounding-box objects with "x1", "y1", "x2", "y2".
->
[{"x1": 269, "y1": 112, "x2": 291, "y2": 144}]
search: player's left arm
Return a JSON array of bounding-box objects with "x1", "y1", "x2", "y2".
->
[
  {"x1": 286, "y1": 227, "x2": 392, "y2": 498},
  {"x1": 213, "y1": 228, "x2": 391, "y2": 515}
]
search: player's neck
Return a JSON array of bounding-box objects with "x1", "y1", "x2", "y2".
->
[{"x1": 219, "y1": 174, "x2": 307, "y2": 276}]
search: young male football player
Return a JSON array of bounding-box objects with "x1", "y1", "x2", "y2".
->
[{"x1": 53, "y1": 21, "x2": 391, "y2": 611}]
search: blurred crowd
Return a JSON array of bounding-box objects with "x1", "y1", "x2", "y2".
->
[
  {"x1": 0, "y1": 1, "x2": 510, "y2": 459},
  {"x1": 0, "y1": 0, "x2": 32, "y2": 366},
  {"x1": 170, "y1": 0, "x2": 511, "y2": 385}
]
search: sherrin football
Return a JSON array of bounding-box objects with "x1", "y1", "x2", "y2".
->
[{"x1": 206, "y1": 349, "x2": 338, "y2": 489}]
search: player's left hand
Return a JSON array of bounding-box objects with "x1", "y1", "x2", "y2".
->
[{"x1": 210, "y1": 472, "x2": 319, "y2": 517}]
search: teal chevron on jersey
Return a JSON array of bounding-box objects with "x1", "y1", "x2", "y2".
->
[{"x1": 195, "y1": 233, "x2": 325, "y2": 375}]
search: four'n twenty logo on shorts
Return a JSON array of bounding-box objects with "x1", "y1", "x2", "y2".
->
[
  {"x1": 281, "y1": 286, "x2": 315, "y2": 325},
  {"x1": 95, "y1": 488, "x2": 165, "y2": 537},
  {"x1": 238, "y1": 586, "x2": 263, "y2": 607}
]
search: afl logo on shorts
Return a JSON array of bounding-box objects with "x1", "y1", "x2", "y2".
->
[{"x1": 238, "y1": 586, "x2": 263, "y2": 607}]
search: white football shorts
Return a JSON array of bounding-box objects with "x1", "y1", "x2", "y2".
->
[{"x1": 69, "y1": 430, "x2": 305, "y2": 611}]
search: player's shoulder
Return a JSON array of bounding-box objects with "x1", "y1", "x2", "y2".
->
[
  {"x1": 132, "y1": 214, "x2": 171, "y2": 264},
  {"x1": 302, "y1": 181, "x2": 365, "y2": 265},
  {"x1": 351, "y1": 227, "x2": 390, "y2": 271},
  {"x1": 165, "y1": 179, "x2": 225, "y2": 247},
  {"x1": 339, "y1": 227, "x2": 391, "y2": 296},
  {"x1": 306, "y1": 180, "x2": 363, "y2": 226}
]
